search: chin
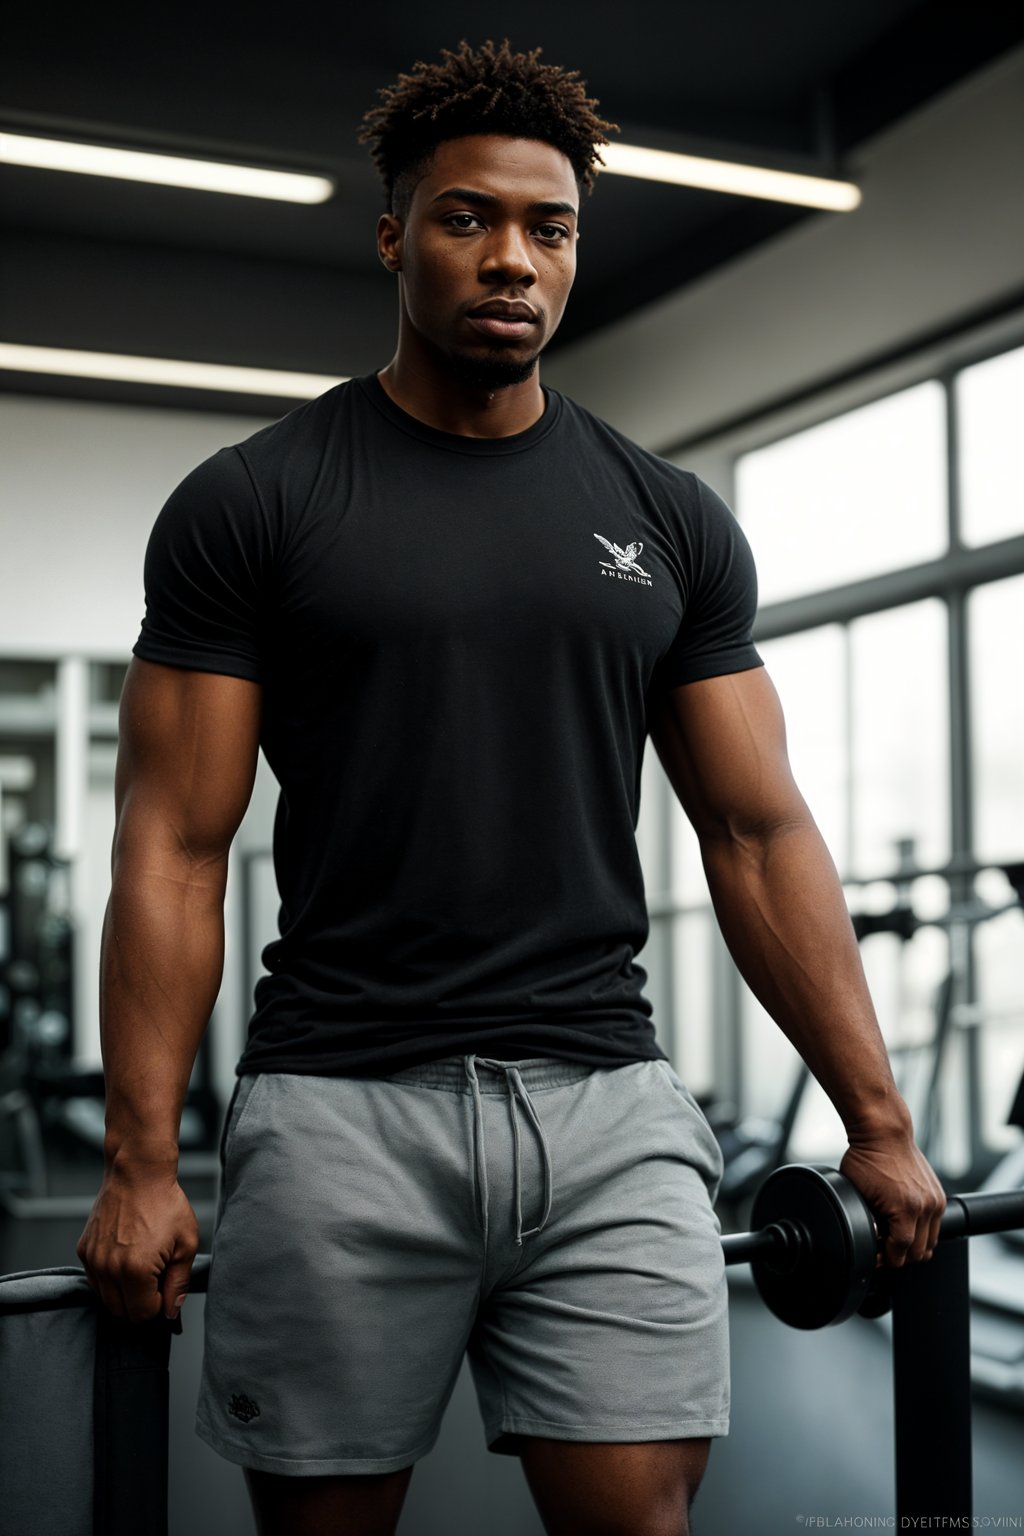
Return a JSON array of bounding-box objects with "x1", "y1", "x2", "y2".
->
[{"x1": 449, "y1": 349, "x2": 542, "y2": 391}]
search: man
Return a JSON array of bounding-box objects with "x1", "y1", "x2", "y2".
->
[{"x1": 78, "y1": 39, "x2": 945, "y2": 1536}]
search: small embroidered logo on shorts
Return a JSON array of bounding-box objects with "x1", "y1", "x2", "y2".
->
[{"x1": 227, "y1": 1392, "x2": 261, "y2": 1424}]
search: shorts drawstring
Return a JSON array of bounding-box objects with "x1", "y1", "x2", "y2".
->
[{"x1": 464, "y1": 1055, "x2": 554, "y2": 1246}]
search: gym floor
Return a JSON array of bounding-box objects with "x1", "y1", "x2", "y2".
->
[{"x1": 3, "y1": 1175, "x2": 1022, "y2": 1536}]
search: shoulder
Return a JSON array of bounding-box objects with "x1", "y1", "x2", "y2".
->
[
  {"x1": 552, "y1": 391, "x2": 706, "y2": 502},
  {"x1": 158, "y1": 377, "x2": 365, "y2": 551},
  {"x1": 153, "y1": 381, "x2": 355, "y2": 518},
  {"x1": 552, "y1": 392, "x2": 742, "y2": 543},
  {"x1": 228, "y1": 377, "x2": 358, "y2": 489}
]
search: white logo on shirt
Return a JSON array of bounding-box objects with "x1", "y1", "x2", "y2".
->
[{"x1": 594, "y1": 534, "x2": 653, "y2": 586}]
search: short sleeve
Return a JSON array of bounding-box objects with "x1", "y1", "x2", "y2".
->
[
  {"x1": 132, "y1": 445, "x2": 269, "y2": 683},
  {"x1": 654, "y1": 476, "x2": 763, "y2": 689}
]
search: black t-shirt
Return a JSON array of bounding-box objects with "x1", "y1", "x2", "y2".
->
[{"x1": 133, "y1": 374, "x2": 762, "y2": 1077}]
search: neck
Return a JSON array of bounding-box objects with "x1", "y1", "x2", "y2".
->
[{"x1": 377, "y1": 346, "x2": 546, "y2": 439}]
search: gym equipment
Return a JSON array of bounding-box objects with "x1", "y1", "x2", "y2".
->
[
  {"x1": 845, "y1": 850, "x2": 1024, "y2": 1183},
  {"x1": 5, "y1": 821, "x2": 74, "y2": 1065},
  {"x1": 1009, "y1": 1066, "x2": 1024, "y2": 1133},
  {"x1": 722, "y1": 1161, "x2": 1024, "y2": 1326},
  {"x1": 700, "y1": 1061, "x2": 809, "y2": 1206},
  {"x1": 699, "y1": 842, "x2": 1024, "y2": 1210},
  {"x1": 0, "y1": 1255, "x2": 210, "y2": 1536},
  {"x1": 920, "y1": 1140, "x2": 1024, "y2": 1406},
  {"x1": 723, "y1": 1163, "x2": 1024, "y2": 1523},
  {"x1": 725, "y1": 1163, "x2": 879, "y2": 1328}
]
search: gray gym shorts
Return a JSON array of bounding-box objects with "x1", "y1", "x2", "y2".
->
[{"x1": 195, "y1": 1054, "x2": 730, "y2": 1475}]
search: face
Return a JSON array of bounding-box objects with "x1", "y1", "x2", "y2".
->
[{"x1": 377, "y1": 135, "x2": 580, "y2": 388}]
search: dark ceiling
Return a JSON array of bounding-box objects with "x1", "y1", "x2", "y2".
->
[{"x1": 2, "y1": 1, "x2": 1023, "y2": 408}]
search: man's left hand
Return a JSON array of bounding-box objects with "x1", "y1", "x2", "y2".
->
[{"x1": 838, "y1": 1131, "x2": 947, "y2": 1268}]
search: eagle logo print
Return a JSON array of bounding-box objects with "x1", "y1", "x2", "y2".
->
[{"x1": 594, "y1": 534, "x2": 652, "y2": 579}]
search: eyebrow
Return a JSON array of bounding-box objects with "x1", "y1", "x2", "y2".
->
[{"x1": 430, "y1": 187, "x2": 578, "y2": 217}]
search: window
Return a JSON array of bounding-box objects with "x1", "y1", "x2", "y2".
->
[
  {"x1": 759, "y1": 626, "x2": 847, "y2": 868},
  {"x1": 734, "y1": 382, "x2": 947, "y2": 604},
  {"x1": 849, "y1": 601, "x2": 949, "y2": 876},
  {"x1": 958, "y1": 343, "x2": 1024, "y2": 547},
  {"x1": 970, "y1": 575, "x2": 1024, "y2": 862},
  {"x1": 644, "y1": 330, "x2": 1024, "y2": 1182}
]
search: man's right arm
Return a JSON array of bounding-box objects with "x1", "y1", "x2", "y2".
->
[{"x1": 76, "y1": 657, "x2": 262, "y2": 1324}]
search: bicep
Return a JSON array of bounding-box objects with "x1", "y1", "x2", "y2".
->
[
  {"x1": 114, "y1": 658, "x2": 262, "y2": 862},
  {"x1": 647, "y1": 666, "x2": 809, "y2": 841}
]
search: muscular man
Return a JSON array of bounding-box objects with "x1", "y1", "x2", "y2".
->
[{"x1": 77, "y1": 40, "x2": 945, "y2": 1536}]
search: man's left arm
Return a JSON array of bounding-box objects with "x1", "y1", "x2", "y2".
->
[{"x1": 647, "y1": 664, "x2": 946, "y2": 1267}]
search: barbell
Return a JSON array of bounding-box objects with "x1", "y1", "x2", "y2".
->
[{"x1": 720, "y1": 1161, "x2": 1024, "y2": 1329}]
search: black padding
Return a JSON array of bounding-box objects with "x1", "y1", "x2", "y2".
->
[
  {"x1": 0, "y1": 1269, "x2": 96, "y2": 1536},
  {"x1": 93, "y1": 1306, "x2": 174, "y2": 1536}
]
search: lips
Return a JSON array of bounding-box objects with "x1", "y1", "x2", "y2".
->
[
  {"x1": 465, "y1": 301, "x2": 538, "y2": 341},
  {"x1": 467, "y1": 301, "x2": 537, "y2": 322}
]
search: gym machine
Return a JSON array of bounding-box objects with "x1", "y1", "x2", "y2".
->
[
  {"x1": 2, "y1": 1162, "x2": 1022, "y2": 1535},
  {"x1": 701, "y1": 851, "x2": 1024, "y2": 1210},
  {"x1": 848, "y1": 851, "x2": 1024, "y2": 1184}
]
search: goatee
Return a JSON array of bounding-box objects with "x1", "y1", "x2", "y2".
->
[{"x1": 450, "y1": 351, "x2": 540, "y2": 391}]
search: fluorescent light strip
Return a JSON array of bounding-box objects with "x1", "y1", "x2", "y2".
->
[
  {"x1": 0, "y1": 343, "x2": 344, "y2": 398},
  {"x1": 602, "y1": 142, "x2": 861, "y2": 212},
  {"x1": 1, "y1": 129, "x2": 857, "y2": 212},
  {"x1": 0, "y1": 132, "x2": 334, "y2": 204}
]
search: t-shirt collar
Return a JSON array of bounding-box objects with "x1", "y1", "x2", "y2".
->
[{"x1": 356, "y1": 371, "x2": 562, "y2": 456}]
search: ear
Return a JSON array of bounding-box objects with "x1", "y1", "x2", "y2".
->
[{"x1": 377, "y1": 213, "x2": 403, "y2": 272}]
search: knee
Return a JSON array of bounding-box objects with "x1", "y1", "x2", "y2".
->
[
  {"x1": 631, "y1": 1479, "x2": 702, "y2": 1536},
  {"x1": 521, "y1": 1438, "x2": 707, "y2": 1536},
  {"x1": 584, "y1": 1491, "x2": 696, "y2": 1536},
  {"x1": 647, "y1": 1501, "x2": 693, "y2": 1536},
  {"x1": 591, "y1": 1517, "x2": 689, "y2": 1536}
]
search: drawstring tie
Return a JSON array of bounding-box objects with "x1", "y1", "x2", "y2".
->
[{"x1": 464, "y1": 1056, "x2": 553, "y2": 1246}]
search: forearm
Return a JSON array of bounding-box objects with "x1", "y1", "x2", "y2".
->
[
  {"x1": 701, "y1": 815, "x2": 910, "y2": 1141},
  {"x1": 100, "y1": 832, "x2": 228, "y2": 1172}
]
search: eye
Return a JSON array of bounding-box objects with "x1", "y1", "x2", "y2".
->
[
  {"x1": 445, "y1": 212, "x2": 485, "y2": 231},
  {"x1": 536, "y1": 223, "x2": 571, "y2": 242}
]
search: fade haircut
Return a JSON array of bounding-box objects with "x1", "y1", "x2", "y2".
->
[{"x1": 359, "y1": 38, "x2": 618, "y2": 218}]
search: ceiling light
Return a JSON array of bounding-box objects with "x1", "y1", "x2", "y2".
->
[
  {"x1": 601, "y1": 143, "x2": 861, "y2": 212},
  {"x1": 0, "y1": 343, "x2": 344, "y2": 398},
  {"x1": 0, "y1": 132, "x2": 334, "y2": 204}
]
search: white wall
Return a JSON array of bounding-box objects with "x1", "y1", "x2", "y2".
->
[
  {"x1": 0, "y1": 395, "x2": 274, "y2": 657},
  {"x1": 545, "y1": 47, "x2": 1024, "y2": 452}
]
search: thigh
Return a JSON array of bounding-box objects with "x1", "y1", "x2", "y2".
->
[
  {"x1": 519, "y1": 1438, "x2": 711, "y2": 1536},
  {"x1": 243, "y1": 1463, "x2": 414, "y2": 1536},
  {"x1": 468, "y1": 1060, "x2": 730, "y2": 1453},
  {"x1": 197, "y1": 1072, "x2": 483, "y2": 1474}
]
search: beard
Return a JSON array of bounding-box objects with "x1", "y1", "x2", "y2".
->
[{"x1": 449, "y1": 347, "x2": 541, "y2": 391}]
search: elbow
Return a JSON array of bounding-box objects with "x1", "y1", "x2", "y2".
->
[
  {"x1": 112, "y1": 798, "x2": 232, "y2": 887},
  {"x1": 697, "y1": 805, "x2": 816, "y2": 860}
]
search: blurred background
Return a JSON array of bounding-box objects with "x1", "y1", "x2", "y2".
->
[{"x1": 1, "y1": 4, "x2": 1023, "y2": 1532}]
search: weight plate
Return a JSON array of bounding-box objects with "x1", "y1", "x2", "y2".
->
[{"x1": 749, "y1": 1164, "x2": 879, "y2": 1330}]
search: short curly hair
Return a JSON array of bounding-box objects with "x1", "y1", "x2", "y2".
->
[{"x1": 359, "y1": 38, "x2": 618, "y2": 217}]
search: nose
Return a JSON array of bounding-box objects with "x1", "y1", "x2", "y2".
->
[{"x1": 479, "y1": 223, "x2": 538, "y2": 287}]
